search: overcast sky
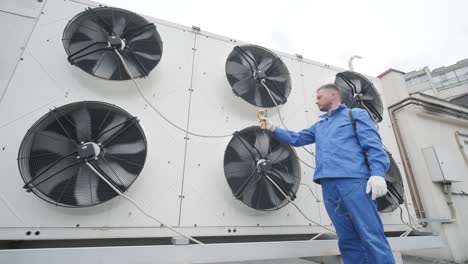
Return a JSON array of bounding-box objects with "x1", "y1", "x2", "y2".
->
[{"x1": 100, "y1": 0, "x2": 468, "y2": 76}]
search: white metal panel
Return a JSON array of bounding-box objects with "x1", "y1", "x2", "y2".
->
[
  {"x1": 0, "y1": 12, "x2": 37, "y2": 113},
  {"x1": 179, "y1": 33, "x2": 326, "y2": 230},
  {"x1": 0, "y1": 0, "x2": 44, "y2": 18},
  {"x1": 422, "y1": 146, "x2": 447, "y2": 182},
  {"x1": 0, "y1": 0, "x2": 195, "y2": 230}
]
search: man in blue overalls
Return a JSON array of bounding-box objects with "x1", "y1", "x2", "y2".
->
[{"x1": 261, "y1": 83, "x2": 395, "y2": 264}]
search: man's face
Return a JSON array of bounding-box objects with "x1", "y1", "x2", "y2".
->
[{"x1": 316, "y1": 89, "x2": 335, "y2": 112}]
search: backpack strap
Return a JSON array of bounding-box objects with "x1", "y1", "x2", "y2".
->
[{"x1": 349, "y1": 109, "x2": 370, "y2": 167}]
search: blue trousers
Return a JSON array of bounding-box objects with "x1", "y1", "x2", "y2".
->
[{"x1": 321, "y1": 178, "x2": 395, "y2": 264}]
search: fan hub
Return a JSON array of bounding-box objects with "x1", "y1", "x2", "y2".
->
[
  {"x1": 256, "y1": 159, "x2": 272, "y2": 174},
  {"x1": 77, "y1": 142, "x2": 101, "y2": 161},
  {"x1": 108, "y1": 35, "x2": 125, "y2": 50},
  {"x1": 253, "y1": 70, "x2": 267, "y2": 80}
]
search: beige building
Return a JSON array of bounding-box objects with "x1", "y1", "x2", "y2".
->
[
  {"x1": 379, "y1": 64, "x2": 468, "y2": 263},
  {"x1": 382, "y1": 59, "x2": 468, "y2": 107}
]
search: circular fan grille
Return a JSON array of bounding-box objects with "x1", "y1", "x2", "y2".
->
[
  {"x1": 224, "y1": 126, "x2": 300, "y2": 210},
  {"x1": 377, "y1": 152, "x2": 405, "y2": 213},
  {"x1": 18, "y1": 101, "x2": 147, "y2": 207},
  {"x1": 225, "y1": 45, "x2": 291, "y2": 108},
  {"x1": 335, "y1": 71, "x2": 383, "y2": 122},
  {"x1": 63, "y1": 7, "x2": 163, "y2": 80}
]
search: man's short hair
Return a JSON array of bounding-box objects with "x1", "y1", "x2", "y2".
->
[{"x1": 318, "y1": 83, "x2": 340, "y2": 93}]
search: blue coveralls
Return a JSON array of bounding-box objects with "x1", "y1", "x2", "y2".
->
[{"x1": 273, "y1": 104, "x2": 394, "y2": 264}]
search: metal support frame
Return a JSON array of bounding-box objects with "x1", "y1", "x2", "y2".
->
[{"x1": 0, "y1": 235, "x2": 444, "y2": 264}]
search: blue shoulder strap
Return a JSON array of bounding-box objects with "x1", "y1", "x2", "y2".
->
[{"x1": 349, "y1": 109, "x2": 369, "y2": 166}]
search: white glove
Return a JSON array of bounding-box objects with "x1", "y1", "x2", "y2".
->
[
  {"x1": 366, "y1": 176, "x2": 387, "y2": 200},
  {"x1": 259, "y1": 118, "x2": 276, "y2": 132}
]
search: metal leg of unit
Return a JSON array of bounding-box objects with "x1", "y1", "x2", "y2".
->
[{"x1": 393, "y1": 251, "x2": 404, "y2": 264}]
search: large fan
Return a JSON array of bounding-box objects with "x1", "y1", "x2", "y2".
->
[
  {"x1": 224, "y1": 126, "x2": 300, "y2": 210},
  {"x1": 63, "y1": 7, "x2": 163, "y2": 80},
  {"x1": 225, "y1": 45, "x2": 292, "y2": 108},
  {"x1": 377, "y1": 152, "x2": 405, "y2": 213},
  {"x1": 18, "y1": 101, "x2": 147, "y2": 207},
  {"x1": 335, "y1": 71, "x2": 383, "y2": 122}
]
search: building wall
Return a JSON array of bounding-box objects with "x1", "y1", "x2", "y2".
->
[
  {"x1": 404, "y1": 60, "x2": 468, "y2": 100},
  {"x1": 380, "y1": 72, "x2": 468, "y2": 262}
]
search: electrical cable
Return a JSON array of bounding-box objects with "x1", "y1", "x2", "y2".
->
[
  {"x1": 299, "y1": 183, "x2": 321, "y2": 202},
  {"x1": 260, "y1": 79, "x2": 316, "y2": 170},
  {"x1": 115, "y1": 50, "x2": 232, "y2": 139},
  {"x1": 86, "y1": 162, "x2": 204, "y2": 245},
  {"x1": 388, "y1": 191, "x2": 421, "y2": 230},
  {"x1": 359, "y1": 101, "x2": 380, "y2": 130},
  {"x1": 265, "y1": 175, "x2": 336, "y2": 234}
]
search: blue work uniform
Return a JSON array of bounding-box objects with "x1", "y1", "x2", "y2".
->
[{"x1": 273, "y1": 104, "x2": 394, "y2": 264}]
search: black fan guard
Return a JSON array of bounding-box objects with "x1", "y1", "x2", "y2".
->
[
  {"x1": 18, "y1": 101, "x2": 147, "y2": 207},
  {"x1": 62, "y1": 7, "x2": 163, "y2": 80},
  {"x1": 335, "y1": 71, "x2": 384, "y2": 122},
  {"x1": 377, "y1": 151, "x2": 405, "y2": 213},
  {"x1": 224, "y1": 126, "x2": 301, "y2": 210},
  {"x1": 225, "y1": 45, "x2": 292, "y2": 108}
]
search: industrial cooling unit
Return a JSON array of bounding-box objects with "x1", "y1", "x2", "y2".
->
[{"x1": 0, "y1": 0, "x2": 416, "y2": 244}]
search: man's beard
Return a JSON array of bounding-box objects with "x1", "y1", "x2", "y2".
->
[{"x1": 318, "y1": 103, "x2": 331, "y2": 112}]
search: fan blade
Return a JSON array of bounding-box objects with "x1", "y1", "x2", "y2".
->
[
  {"x1": 258, "y1": 57, "x2": 273, "y2": 71},
  {"x1": 270, "y1": 168, "x2": 295, "y2": 185},
  {"x1": 253, "y1": 87, "x2": 264, "y2": 106},
  {"x1": 253, "y1": 129, "x2": 270, "y2": 157},
  {"x1": 73, "y1": 49, "x2": 104, "y2": 64},
  {"x1": 265, "y1": 75, "x2": 288, "y2": 83},
  {"x1": 335, "y1": 76, "x2": 348, "y2": 89},
  {"x1": 36, "y1": 130, "x2": 76, "y2": 145},
  {"x1": 226, "y1": 61, "x2": 251, "y2": 77},
  {"x1": 224, "y1": 160, "x2": 254, "y2": 178},
  {"x1": 106, "y1": 141, "x2": 146, "y2": 155},
  {"x1": 361, "y1": 94, "x2": 375, "y2": 101},
  {"x1": 233, "y1": 78, "x2": 254, "y2": 96},
  {"x1": 127, "y1": 29, "x2": 154, "y2": 42},
  {"x1": 267, "y1": 146, "x2": 290, "y2": 164},
  {"x1": 353, "y1": 79, "x2": 362, "y2": 93},
  {"x1": 253, "y1": 179, "x2": 266, "y2": 209},
  {"x1": 239, "y1": 178, "x2": 257, "y2": 202},
  {"x1": 119, "y1": 50, "x2": 142, "y2": 77},
  {"x1": 40, "y1": 161, "x2": 79, "y2": 196},
  {"x1": 228, "y1": 137, "x2": 255, "y2": 161},
  {"x1": 73, "y1": 21, "x2": 107, "y2": 41},
  {"x1": 70, "y1": 106, "x2": 92, "y2": 142},
  {"x1": 267, "y1": 86, "x2": 284, "y2": 104},
  {"x1": 265, "y1": 177, "x2": 284, "y2": 206},
  {"x1": 112, "y1": 15, "x2": 127, "y2": 36},
  {"x1": 32, "y1": 132, "x2": 76, "y2": 156},
  {"x1": 67, "y1": 32, "x2": 93, "y2": 47},
  {"x1": 132, "y1": 50, "x2": 161, "y2": 61},
  {"x1": 97, "y1": 114, "x2": 128, "y2": 143},
  {"x1": 95, "y1": 158, "x2": 136, "y2": 188},
  {"x1": 93, "y1": 52, "x2": 119, "y2": 79},
  {"x1": 91, "y1": 52, "x2": 108, "y2": 73},
  {"x1": 131, "y1": 50, "x2": 161, "y2": 62},
  {"x1": 30, "y1": 154, "x2": 76, "y2": 186},
  {"x1": 244, "y1": 49, "x2": 259, "y2": 67},
  {"x1": 73, "y1": 166, "x2": 97, "y2": 205}
]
